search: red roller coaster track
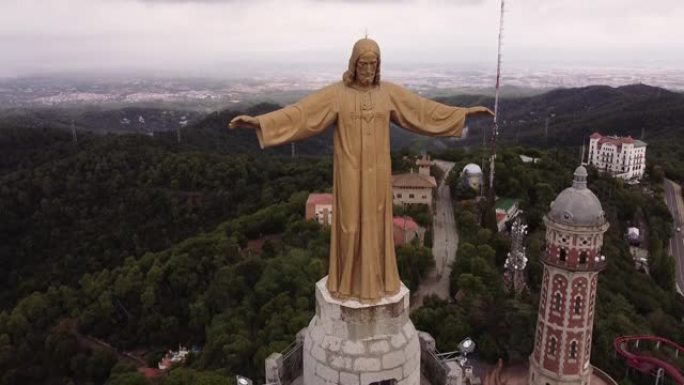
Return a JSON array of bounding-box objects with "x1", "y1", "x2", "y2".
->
[{"x1": 614, "y1": 335, "x2": 684, "y2": 384}]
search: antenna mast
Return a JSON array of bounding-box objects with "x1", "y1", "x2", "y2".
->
[
  {"x1": 71, "y1": 120, "x2": 78, "y2": 144},
  {"x1": 489, "y1": 0, "x2": 505, "y2": 196},
  {"x1": 504, "y1": 217, "x2": 528, "y2": 295}
]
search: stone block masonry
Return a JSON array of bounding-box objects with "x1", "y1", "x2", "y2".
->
[{"x1": 302, "y1": 277, "x2": 421, "y2": 385}]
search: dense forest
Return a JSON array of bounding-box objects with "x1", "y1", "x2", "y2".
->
[
  {"x1": 1, "y1": 84, "x2": 684, "y2": 385},
  {"x1": 0, "y1": 124, "x2": 435, "y2": 385}
]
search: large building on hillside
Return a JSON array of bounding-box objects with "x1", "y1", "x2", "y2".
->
[
  {"x1": 392, "y1": 171, "x2": 437, "y2": 208},
  {"x1": 586, "y1": 132, "x2": 646, "y2": 181}
]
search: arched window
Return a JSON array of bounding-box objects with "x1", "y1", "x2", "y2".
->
[
  {"x1": 554, "y1": 292, "x2": 562, "y2": 311},
  {"x1": 549, "y1": 338, "x2": 557, "y2": 356},
  {"x1": 579, "y1": 251, "x2": 588, "y2": 264},
  {"x1": 559, "y1": 248, "x2": 567, "y2": 262},
  {"x1": 570, "y1": 341, "x2": 578, "y2": 359},
  {"x1": 574, "y1": 296, "x2": 582, "y2": 315}
]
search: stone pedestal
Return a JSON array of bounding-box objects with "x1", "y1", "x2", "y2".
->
[{"x1": 302, "y1": 276, "x2": 420, "y2": 385}]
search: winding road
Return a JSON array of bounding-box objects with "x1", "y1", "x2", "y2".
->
[
  {"x1": 411, "y1": 159, "x2": 459, "y2": 310},
  {"x1": 663, "y1": 179, "x2": 684, "y2": 295}
]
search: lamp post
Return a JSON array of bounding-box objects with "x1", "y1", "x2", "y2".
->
[
  {"x1": 403, "y1": 202, "x2": 408, "y2": 244},
  {"x1": 458, "y1": 337, "x2": 476, "y2": 367}
]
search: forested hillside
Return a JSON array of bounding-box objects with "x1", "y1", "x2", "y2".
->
[
  {"x1": 4, "y1": 85, "x2": 683, "y2": 176},
  {"x1": 1, "y1": 84, "x2": 683, "y2": 385},
  {"x1": 438, "y1": 84, "x2": 684, "y2": 147},
  {"x1": 0, "y1": 125, "x2": 434, "y2": 385},
  {"x1": 0, "y1": 128, "x2": 335, "y2": 309}
]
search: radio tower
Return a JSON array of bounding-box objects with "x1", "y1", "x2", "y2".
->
[
  {"x1": 489, "y1": 0, "x2": 505, "y2": 197},
  {"x1": 503, "y1": 216, "x2": 528, "y2": 295},
  {"x1": 71, "y1": 120, "x2": 78, "y2": 144}
]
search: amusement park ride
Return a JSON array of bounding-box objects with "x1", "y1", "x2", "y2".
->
[{"x1": 614, "y1": 335, "x2": 684, "y2": 385}]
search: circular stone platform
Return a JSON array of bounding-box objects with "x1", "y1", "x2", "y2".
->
[{"x1": 302, "y1": 276, "x2": 420, "y2": 385}]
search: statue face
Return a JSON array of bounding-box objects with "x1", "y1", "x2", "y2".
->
[{"x1": 355, "y1": 51, "x2": 378, "y2": 87}]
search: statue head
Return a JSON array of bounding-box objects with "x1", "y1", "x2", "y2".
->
[{"x1": 343, "y1": 38, "x2": 381, "y2": 88}]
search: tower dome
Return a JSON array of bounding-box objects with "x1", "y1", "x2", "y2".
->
[
  {"x1": 548, "y1": 166, "x2": 605, "y2": 227},
  {"x1": 463, "y1": 163, "x2": 483, "y2": 175}
]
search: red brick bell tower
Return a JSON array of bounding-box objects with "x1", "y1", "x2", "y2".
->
[{"x1": 529, "y1": 166, "x2": 609, "y2": 385}]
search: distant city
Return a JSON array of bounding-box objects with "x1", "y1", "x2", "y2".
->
[{"x1": 0, "y1": 65, "x2": 682, "y2": 110}]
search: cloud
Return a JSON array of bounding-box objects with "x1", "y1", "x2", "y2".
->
[
  {"x1": 0, "y1": 0, "x2": 682, "y2": 77},
  {"x1": 132, "y1": 0, "x2": 241, "y2": 2}
]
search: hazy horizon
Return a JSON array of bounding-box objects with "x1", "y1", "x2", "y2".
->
[{"x1": 1, "y1": 0, "x2": 683, "y2": 78}]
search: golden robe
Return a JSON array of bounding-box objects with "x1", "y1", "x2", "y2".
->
[{"x1": 255, "y1": 81, "x2": 471, "y2": 302}]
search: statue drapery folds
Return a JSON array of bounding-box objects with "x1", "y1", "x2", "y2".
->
[{"x1": 231, "y1": 38, "x2": 493, "y2": 302}]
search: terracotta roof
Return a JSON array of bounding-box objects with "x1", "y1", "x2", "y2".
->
[
  {"x1": 306, "y1": 193, "x2": 333, "y2": 205},
  {"x1": 496, "y1": 212, "x2": 507, "y2": 224},
  {"x1": 393, "y1": 216, "x2": 419, "y2": 231},
  {"x1": 392, "y1": 173, "x2": 437, "y2": 188},
  {"x1": 591, "y1": 133, "x2": 644, "y2": 151},
  {"x1": 599, "y1": 136, "x2": 634, "y2": 145},
  {"x1": 138, "y1": 367, "x2": 162, "y2": 379}
]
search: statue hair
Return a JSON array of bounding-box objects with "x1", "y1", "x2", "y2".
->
[{"x1": 343, "y1": 38, "x2": 381, "y2": 87}]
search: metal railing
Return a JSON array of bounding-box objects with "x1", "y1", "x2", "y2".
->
[
  {"x1": 421, "y1": 345, "x2": 450, "y2": 385},
  {"x1": 279, "y1": 340, "x2": 303, "y2": 385}
]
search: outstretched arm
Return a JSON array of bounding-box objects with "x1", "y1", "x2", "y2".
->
[
  {"x1": 229, "y1": 115, "x2": 260, "y2": 129},
  {"x1": 229, "y1": 84, "x2": 339, "y2": 149},
  {"x1": 387, "y1": 82, "x2": 493, "y2": 138}
]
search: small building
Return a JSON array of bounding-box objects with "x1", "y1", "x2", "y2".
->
[
  {"x1": 629, "y1": 246, "x2": 649, "y2": 273},
  {"x1": 461, "y1": 163, "x2": 483, "y2": 191},
  {"x1": 158, "y1": 345, "x2": 190, "y2": 370},
  {"x1": 138, "y1": 367, "x2": 162, "y2": 379},
  {"x1": 305, "y1": 193, "x2": 333, "y2": 226},
  {"x1": 519, "y1": 154, "x2": 540, "y2": 164},
  {"x1": 587, "y1": 132, "x2": 647, "y2": 181},
  {"x1": 626, "y1": 227, "x2": 640, "y2": 245},
  {"x1": 416, "y1": 154, "x2": 432, "y2": 176},
  {"x1": 494, "y1": 198, "x2": 520, "y2": 232},
  {"x1": 392, "y1": 171, "x2": 437, "y2": 207},
  {"x1": 393, "y1": 216, "x2": 425, "y2": 246}
]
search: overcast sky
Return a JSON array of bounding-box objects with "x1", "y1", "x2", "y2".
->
[{"x1": 1, "y1": 0, "x2": 683, "y2": 77}]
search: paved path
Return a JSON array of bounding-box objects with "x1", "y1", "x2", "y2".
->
[
  {"x1": 411, "y1": 160, "x2": 459, "y2": 310},
  {"x1": 663, "y1": 179, "x2": 684, "y2": 295}
]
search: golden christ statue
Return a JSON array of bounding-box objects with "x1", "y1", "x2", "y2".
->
[{"x1": 230, "y1": 38, "x2": 493, "y2": 302}]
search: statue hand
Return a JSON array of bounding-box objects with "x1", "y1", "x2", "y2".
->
[
  {"x1": 467, "y1": 106, "x2": 495, "y2": 118},
  {"x1": 229, "y1": 115, "x2": 260, "y2": 130}
]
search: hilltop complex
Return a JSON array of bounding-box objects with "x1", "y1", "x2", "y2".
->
[{"x1": 263, "y1": 166, "x2": 619, "y2": 385}]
